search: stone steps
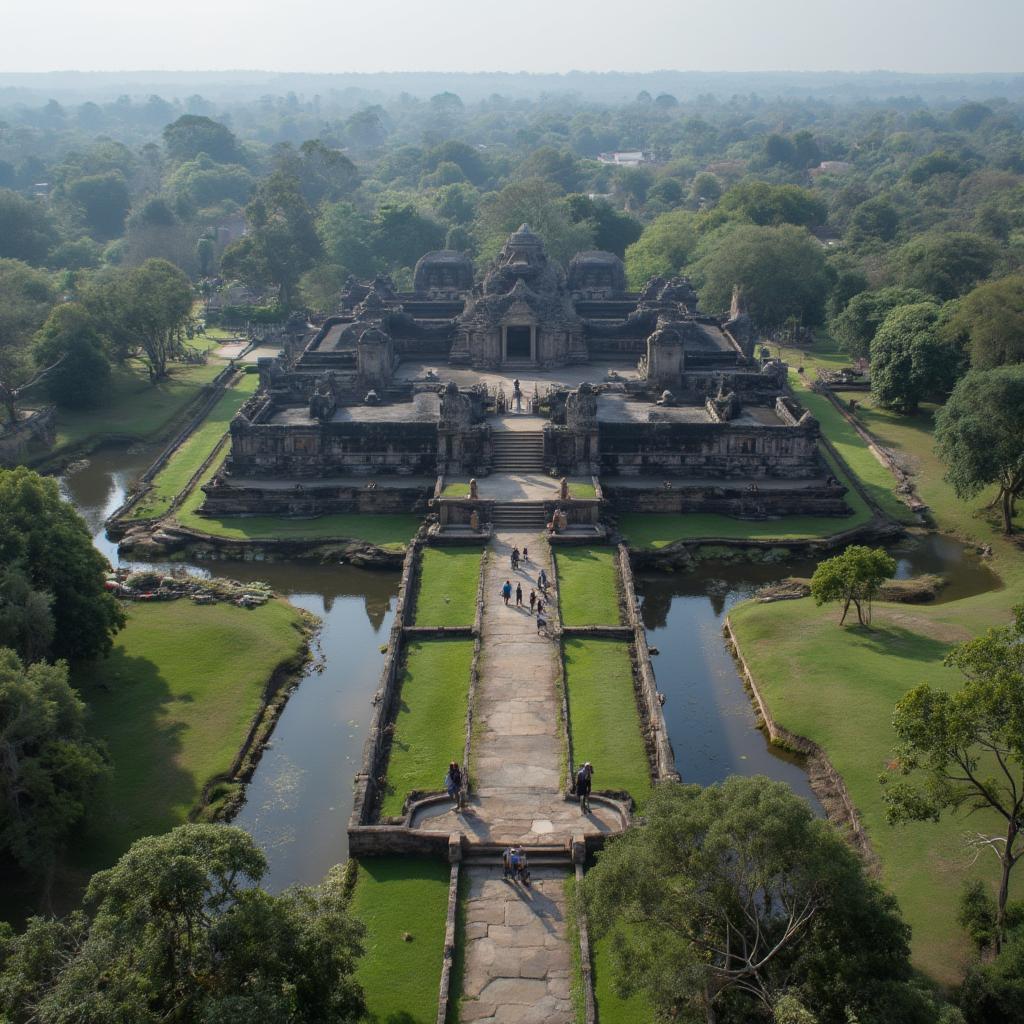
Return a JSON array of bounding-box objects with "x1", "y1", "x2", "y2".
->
[
  {"x1": 491, "y1": 431, "x2": 545, "y2": 472},
  {"x1": 492, "y1": 502, "x2": 546, "y2": 528}
]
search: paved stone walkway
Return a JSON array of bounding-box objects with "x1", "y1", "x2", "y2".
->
[
  {"x1": 459, "y1": 866, "x2": 573, "y2": 1024},
  {"x1": 413, "y1": 530, "x2": 619, "y2": 841}
]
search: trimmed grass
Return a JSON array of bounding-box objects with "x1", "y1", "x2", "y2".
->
[
  {"x1": 555, "y1": 547, "x2": 621, "y2": 626},
  {"x1": 794, "y1": 380, "x2": 917, "y2": 525},
  {"x1": 380, "y1": 639, "x2": 474, "y2": 817},
  {"x1": 441, "y1": 482, "x2": 470, "y2": 497},
  {"x1": 563, "y1": 638, "x2": 651, "y2": 806},
  {"x1": 413, "y1": 547, "x2": 481, "y2": 627},
  {"x1": 569, "y1": 481, "x2": 597, "y2": 499},
  {"x1": 126, "y1": 374, "x2": 259, "y2": 521},
  {"x1": 48, "y1": 361, "x2": 224, "y2": 456},
  {"x1": 350, "y1": 857, "x2": 450, "y2": 1024},
  {"x1": 173, "y1": 458, "x2": 419, "y2": 550},
  {"x1": 591, "y1": 933, "x2": 654, "y2": 1024},
  {"x1": 71, "y1": 598, "x2": 306, "y2": 873},
  {"x1": 728, "y1": 384, "x2": 1024, "y2": 983}
]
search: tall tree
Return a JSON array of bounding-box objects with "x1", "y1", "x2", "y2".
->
[
  {"x1": 0, "y1": 825, "x2": 366, "y2": 1023},
  {"x1": 66, "y1": 172, "x2": 131, "y2": 241},
  {"x1": 584, "y1": 777, "x2": 924, "y2": 1024},
  {"x1": 830, "y1": 287, "x2": 930, "y2": 360},
  {"x1": 0, "y1": 649, "x2": 108, "y2": 874},
  {"x1": 897, "y1": 232, "x2": 1000, "y2": 301},
  {"x1": 934, "y1": 366, "x2": 1024, "y2": 534},
  {"x1": 0, "y1": 467, "x2": 124, "y2": 661},
  {"x1": 950, "y1": 275, "x2": 1024, "y2": 369},
  {"x1": 114, "y1": 259, "x2": 193, "y2": 381},
  {"x1": 690, "y1": 224, "x2": 829, "y2": 326},
  {"x1": 0, "y1": 189, "x2": 58, "y2": 264},
  {"x1": 623, "y1": 208, "x2": 699, "y2": 286},
  {"x1": 222, "y1": 173, "x2": 321, "y2": 309},
  {"x1": 162, "y1": 114, "x2": 246, "y2": 165},
  {"x1": 32, "y1": 302, "x2": 110, "y2": 408},
  {"x1": 883, "y1": 605, "x2": 1024, "y2": 952},
  {"x1": 870, "y1": 301, "x2": 964, "y2": 413}
]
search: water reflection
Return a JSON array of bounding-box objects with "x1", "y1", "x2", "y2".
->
[
  {"x1": 60, "y1": 445, "x2": 400, "y2": 891},
  {"x1": 636, "y1": 567, "x2": 823, "y2": 809}
]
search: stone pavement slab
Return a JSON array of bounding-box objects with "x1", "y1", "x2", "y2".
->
[{"x1": 458, "y1": 865, "x2": 574, "y2": 1024}]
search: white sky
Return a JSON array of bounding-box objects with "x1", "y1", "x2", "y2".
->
[{"x1": 1, "y1": 0, "x2": 1021, "y2": 74}]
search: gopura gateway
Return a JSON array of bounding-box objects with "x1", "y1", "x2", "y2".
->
[{"x1": 200, "y1": 226, "x2": 850, "y2": 526}]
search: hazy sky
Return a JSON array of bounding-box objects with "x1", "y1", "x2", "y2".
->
[{"x1": 2, "y1": 0, "x2": 1021, "y2": 74}]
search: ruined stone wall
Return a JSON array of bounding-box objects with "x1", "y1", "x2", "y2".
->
[
  {"x1": 598, "y1": 421, "x2": 822, "y2": 479},
  {"x1": 227, "y1": 421, "x2": 439, "y2": 478},
  {"x1": 200, "y1": 480, "x2": 431, "y2": 517},
  {"x1": 603, "y1": 480, "x2": 850, "y2": 517}
]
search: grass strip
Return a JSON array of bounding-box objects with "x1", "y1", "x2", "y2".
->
[
  {"x1": 441, "y1": 482, "x2": 470, "y2": 497},
  {"x1": 563, "y1": 638, "x2": 651, "y2": 806},
  {"x1": 127, "y1": 374, "x2": 259, "y2": 521},
  {"x1": 555, "y1": 547, "x2": 621, "y2": 626},
  {"x1": 568, "y1": 481, "x2": 597, "y2": 498},
  {"x1": 49, "y1": 361, "x2": 225, "y2": 456},
  {"x1": 380, "y1": 638, "x2": 474, "y2": 817},
  {"x1": 591, "y1": 931, "x2": 655, "y2": 1024},
  {"x1": 350, "y1": 857, "x2": 450, "y2": 1024},
  {"x1": 71, "y1": 598, "x2": 306, "y2": 873},
  {"x1": 413, "y1": 547, "x2": 481, "y2": 627}
]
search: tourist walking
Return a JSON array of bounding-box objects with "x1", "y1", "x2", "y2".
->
[
  {"x1": 445, "y1": 760, "x2": 463, "y2": 809},
  {"x1": 502, "y1": 845, "x2": 514, "y2": 881},
  {"x1": 536, "y1": 605, "x2": 547, "y2": 635},
  {"x1": 537, "y1": 567, "x2": 548, "y2": 592},
  {"x1": 522, "y1": 546, "x2": 528, "y2": 562},
  {"x1": 513, "y1": 377, "x2": 522, "y2": 412},
  {"x1": 511, "y1": 546, "x2": 520, "y2": 570},
  {"x1": 502, "y1": 579, "x2": 512, "y2": 606},
  {"x1": 575, "y1": 761, "x2": 593, "y2": 814},
  {"x1": 514, "y1": 845, "x2": 531, "y2": 885},
  {"x1": 529, "y1": 588, "x2": 537, "y2": 612},
  {"x1": 515, "y1": 582, "x2": 523, "y2": 607}
]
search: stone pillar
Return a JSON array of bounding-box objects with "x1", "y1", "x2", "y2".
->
[{"x1": 645, "y1": 327, "x2": 684, "y2": 388}]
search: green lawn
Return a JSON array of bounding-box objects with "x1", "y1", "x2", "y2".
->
[
  {"x1": 173, "y1": 458, "x2": 419, "y2": 550},
  {"x1": 380, "y1": 638, "x2": 474, "y2": 817},
  {"x1": 563, "y1": 638, "x2": 651, "y2": 806},
  {"x1": 794, "y1": 380, "x2": 917, "y2": 525},
  {"x1": 727, "y1": 383, "x2": 1024, "y2": 982},
  {"x1": 126, "y1": 374, "x2": 258, "y2": 521},
  {"x1": 618, "y1": 449, "x2": 872, "y2": 549},
  {"x1": 413, "y1": 547, "x2": 481, "y2": 627},
  {"x1": 569, "y1": 481, "x2": 597, "y2": 498},
  {"x1": 71, "y1": 598, "x2": 306, "y2": 874},
  {"x1": 441, "y1": 482, "x2": 470, "y2": 497},
  {"x1": 555, "y1": 547, "x2": 621, "y2": 625},
  {"x1": 591, "y1": 933, "x2": 654, "y2": 1024},
  {"x1": 350, "y1": 857, "x2": 450, "y2": 1024},
  {"x1": 48, "y1": 361, "x2": 224, "y2": 457}
]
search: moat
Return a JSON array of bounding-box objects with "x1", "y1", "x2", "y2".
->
[{"x1": 60, "y1": 444, "x2": 1000, "y2": 890}]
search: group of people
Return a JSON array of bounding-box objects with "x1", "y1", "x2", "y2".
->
[
  {"x1": 502, "y1": 844, "x2": 531, "y2": 885},
  {"x1": 501, "y1": 549, "x2": 551, "y2": 634}
]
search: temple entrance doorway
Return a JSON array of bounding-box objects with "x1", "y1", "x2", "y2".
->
[{"x1": 503, "y1": 325, "x2": 534, "y2": 362}]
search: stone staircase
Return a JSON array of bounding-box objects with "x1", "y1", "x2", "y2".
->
[
  {"x1": 462, "y1": 841, "x2": 573, "y2": 869},
  {"x1": 492, "y1": 501, "x2": 547, "y2": 528},
  {"x1": 490, "y1": 430, "x2": 545, "y2": 472}
]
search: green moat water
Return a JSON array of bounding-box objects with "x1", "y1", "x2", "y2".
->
[{"x1": 58, "y1": 446, "x2": 1000, "y2": 890}]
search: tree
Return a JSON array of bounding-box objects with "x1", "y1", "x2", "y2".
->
[
  {"x1": 222, "y1": 173, "x2": 321, "y2": 309},
  {"x1": 274, "y1": 140, "x2": 359, "y2": 206},
  {"x1": 883, "y1": 606, "x2": 1024, "y2": 952},
  {"x1": 167, "y1": 154, "x2": 254, "y2": 207},
  {"x1": 934, "y1": 366, "x2": 1024, "y2": 534},
  {"x1": 810, "y1": 545, "x2": 896, "y2": 627},
  {"x1": 423, "y1": 140, "x2": 488, "y2": 186},
  {"x1": 870, "y1": 302, "x2": 964, "y2": 413},
  {"x1": 298, "y1": 263, "x2": 348, "y2": 311},
  {"x1": 67, "y1": 171, "x2": 131, "y2": 241},
  {"x1": 950, "y1": 275, "x2": 1024, "y2": 369},
  {"x1": 0, "y1": 260, "x2": 56, "y2": 388},
  {"x1": 830, "y1": 287, "x2": 930, "y2": 359},
  {"x1": 566, "y1": 194, "x2": 643, "y2": 257},
  {"x1": 690, "y1": 224, "x2": 830, "y2": 326},
  {"x1": 0, "y1": 824, "x2": 367, "y2": 1023},
  {"x1": 0, "y1": 189, "x2": 57, "y2": 264},
  {"x1": 897, "y1": 232, "x2": 1000, "y2": 301},
  {"x1": 717, "y1": 182, "x2": 827, "y2": 228},
  {"x1": 623, "y1": 209, "x2": 699, "y2": 286},
  {"x1": 372, "y1": 202, "x2": 445, "y2": 271},
  {"x1": 474, "y1": 179, "x2": 594, "y2": 267},
  {"x1": 0, "y1": 649, "x2": 108, "y2": 873},
  {"x1": 0, "y1": 563, "x2": 54, "y2": 664},
  {"x1": 32, "y1": 302, "x2": 110, "y2": 408},
  {"x1": 0, "y1": 467, "x2": 124, "y2": 661},
  {"x1": 317, "y1": 202, "x2": 376, "y2": 279},
  {"x1": 163, "y1": 114, "x2": 245, "y2": 165},
  {"x1": 584, "y1": 777, "x2": 924, "y2": 1024}
]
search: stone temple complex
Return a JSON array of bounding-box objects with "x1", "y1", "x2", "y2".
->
[{"x1": 200, "y1": 226, "x2": 850, "y2": 527}]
